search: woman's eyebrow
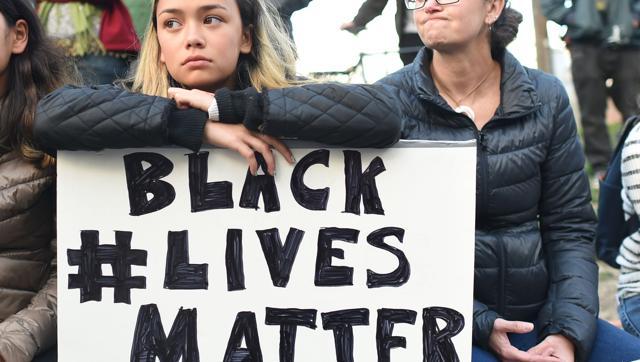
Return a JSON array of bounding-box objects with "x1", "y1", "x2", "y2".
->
[
  {"x1": 158, "y1": 4, "x2": 227, "y2": 16},
  {"x1": 199, "y1": 4, "x2": 228, "y2": 12}
]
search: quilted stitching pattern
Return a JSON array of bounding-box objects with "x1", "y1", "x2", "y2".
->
[
  {"x1": 35, "y1": 85, "x2": 170, "y2": 152},
  {"x1": 266, "y1": 83, "x2": 400, "y2": 148}
]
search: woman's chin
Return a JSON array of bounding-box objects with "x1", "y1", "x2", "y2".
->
[{"x1": 181, "y1": 79, "x2": 223, "y2": 92}]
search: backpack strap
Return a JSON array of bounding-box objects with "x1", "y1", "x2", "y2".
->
[{"x1": 597, "y1": 115, "x2": 640, "y2": 268}]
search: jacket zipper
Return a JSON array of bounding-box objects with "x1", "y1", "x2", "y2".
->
[{"x1": 476, "y1": 128, "x2": 489, "y2": 223}]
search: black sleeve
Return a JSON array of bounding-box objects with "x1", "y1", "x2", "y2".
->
[
  {"x1": 535, "y1": 78, "x2": 598, "y2": 362},
  {"x1": 34, "y1": 85, "x2": 207, "y2": 154},
  {"x1": 352, "y1": 0, "x2": 389, "y2": 27},
  {"x1": 472, "y1": 300, "x2": 499, "y2": 350},
  {"x1": 277, "y1": 0, "x2": 313, "y2": 16},
  {"x1": 215, "y1": 83, "x2": 402, "y2": 148}
]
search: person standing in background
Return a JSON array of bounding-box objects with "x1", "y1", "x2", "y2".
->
[
  {"x1": 542, "y1": 0, "x2": 640, "y2": 179},
  {"x1": 273, "y1": 0, "x2": 312, "y2": 42},
  {"x1": 340, "y1": 0, "x2": 422, "y2": 65},
  {"x1": 37, "y1": 0, "x2": 140, "y2": 85}
]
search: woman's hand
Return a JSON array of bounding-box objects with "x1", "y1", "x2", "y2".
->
[
  {"x1": 168, "y1": 87, "x2": 214, "y2": 112},
  {"x1": 528, "y1": 334, "x2": 575, "y2": 362},
  {"x1": 203, "y1": 122, "x2": 294, "y2": 176},
  {"x1": 168, "y1": 88, "x2": 293, "y2": 174},
  {"x1": 489, "y1": 319, "x2": 561, "y2": 362}
]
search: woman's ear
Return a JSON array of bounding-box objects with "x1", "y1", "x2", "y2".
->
[
  {"x1": 240, "y1": 25, "x2": 253, "y2": 54},
  {"x1": 486, "y1": 0, "x2": 505, "y2": 25},
  {"x1": 11, "y1": 19, "x2": 28, "y2": 55}
]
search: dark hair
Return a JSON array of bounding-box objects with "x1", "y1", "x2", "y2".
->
[
  {"x1": 0, "y1": 0, "x2": 71, "y2": 165},
  {"x1": 490, "y1": 2, "x2": 523, "y2": 59}
]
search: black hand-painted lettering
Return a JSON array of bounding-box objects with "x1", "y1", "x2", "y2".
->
[
  {"x1": 314, "y1": 228, "x2": 359, "y2": 286},
  {"x1": 265, "y1": 308, "x2": 317, "y2": 362},
  {"x1": 68, "y1": 230, "x2": 146, "y2": 304},
  {"x1": 366, "y1": 227, "x2": 410, "y2": 288},
  {"x1": 256, "y1": 228, "x2": 305, "y2": 287},
  {"x1": 422, "y1": 307, "x2": 464, "y2": 362},
  {"x1": 224, "y1": 312, "x2": 263, "y2": 362},
  {"x1": 343, "y1": 150, "x2": 385, "y2": 215},
  {"x1": 188, "y1": 152, "x2": 233, "y2": 212},
  {"x1": 290, "y1": 149, "x2": 330, "y2": 210},
  {"x1": 321, "y1": 309, "x2": 369, "y2": 362},
  {"x1": 376, "y1": 309, "x2": 417, "y2": 362},
  {"x1": 130, "y1": 304, "x2": 199, "y2": 362},
  {"x1": 240, "y1": 152, "x2": 280, "y2": 212},
  {"x1": 226, "y1": 229, "x2": 245, "y2": 291},
  {"x1": 164, "y1": 231, "x2": 208, "y2": 290},
  {"x1": 124, "y1": 152, "x2": 176, "y2": 216}
]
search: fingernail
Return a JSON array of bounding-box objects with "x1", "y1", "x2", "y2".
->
[{"x1": 291, "y1": 155, "x2": 297, "y2": 163}]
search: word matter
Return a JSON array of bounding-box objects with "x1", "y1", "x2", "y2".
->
[{"x1": 130, "y1": 304, "x2": 465, "y2": 362}]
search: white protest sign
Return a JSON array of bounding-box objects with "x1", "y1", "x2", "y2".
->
[{"x1": 57, "y1": 141, "x2": 476, "y2": 361}]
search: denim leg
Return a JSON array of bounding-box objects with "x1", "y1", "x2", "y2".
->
[
  {"x1": 472, "y1": 330, "x2": 538, "y2": 362},
  {"x1": 587, "y1": 319, "x2": 640, "y2": 361},
  {"x1": 472, "y1": 345, "x2": 499, "y2": 362},
  {"x1": 472, "y1": 319, "x2": 640, "y2": 361},
  {"x1": 618, "y1": 294, "x2": 640, "y2": 338}
]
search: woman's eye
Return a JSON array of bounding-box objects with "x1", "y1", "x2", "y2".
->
[
  {"x1": 164, "y1": 19, "x2": 181, "y2": 29},
  {"x1": 204, "y1": 16, "x2": 222, "y2": 25}
]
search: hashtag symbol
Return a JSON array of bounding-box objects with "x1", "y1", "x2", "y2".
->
[{"x1": 68, "y1": 230, "x2": 147, "y2": 304}]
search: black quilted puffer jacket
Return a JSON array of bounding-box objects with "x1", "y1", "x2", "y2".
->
[
  {"x1": 33, "y1": 83, "x2": 401, "y2": 153},
  {"x1": 378, "y1": 48, "x2": 598, "y2": 361}
]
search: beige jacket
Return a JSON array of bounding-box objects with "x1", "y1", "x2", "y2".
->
[{"x1": 0, "y1": 152, "x2": 56, "y2": 362}]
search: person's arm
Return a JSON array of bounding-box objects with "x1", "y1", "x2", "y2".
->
[
  {"x1": 34, "y1": 84, "x2": 207, "y2": 154},
  {"x1": 0, "y1": 238, "x2": 56, "y2": 362},
  {"x1": 276, "y1": 0, "x2": 313, "y2": 17},
  {"x1": 341, "y1": 0, "x2": 389, "y2": 34},
  {"x1": 540, "y1": 0, "x2": 575, "y2": 26},
  {"x1": 617, "y1": 124, "x2": 640, "y2": 268},
  {"x1": 36, "y1": 84, "x2": 293, "y2": 175},
  {"x1": 192, "y1": 84, "x2": 402, "y2": 148},
  {"x1": 535, "y1": 77, "x2": 598, "y2": 362},
  {"x1": 352, "y1": 0, "x2": 389, "y2": 28},
  {"x1": 473, "y1": 299, "x2": 499, "y2": 349}
]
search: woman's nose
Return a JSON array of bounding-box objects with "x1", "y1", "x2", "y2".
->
[
  {"x1": 424, "y1": 0, "x2": 443, "y2": 12},
  {"x1": 185, "y1": 26, "x2": 205, "y2": 48}
]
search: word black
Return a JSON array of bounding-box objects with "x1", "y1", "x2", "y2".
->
[{"x1": 124, "y1": 150, "x2": 386, "y2": 216}]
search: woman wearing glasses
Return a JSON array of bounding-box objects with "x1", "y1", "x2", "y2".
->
[{"x1": 376, "y1": 0, "x2": 640, "y2": 361}]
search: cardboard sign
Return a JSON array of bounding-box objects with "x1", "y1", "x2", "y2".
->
[{"x1": 56, "y1": 141, "x2": 476, "y2": 361}]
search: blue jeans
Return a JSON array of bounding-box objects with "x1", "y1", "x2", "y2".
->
[
  {"x1": 471, "y1": 319, "x2": 640, "y2": 361},
  {"x1": 619, "y1": 294, "x2": 640, "y2": 338}
]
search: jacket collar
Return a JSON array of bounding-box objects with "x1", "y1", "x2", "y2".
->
[{"x1": 411, "y1": 47, "x2": 540, "y2": 120}]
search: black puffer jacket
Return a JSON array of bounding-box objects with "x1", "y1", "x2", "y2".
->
[
  {"x1": 34, "y1": 83, "x2": 401, "y2": 152},
  {"x1": 378, "y1": 49, "x2": 598, "y2": 361}
]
